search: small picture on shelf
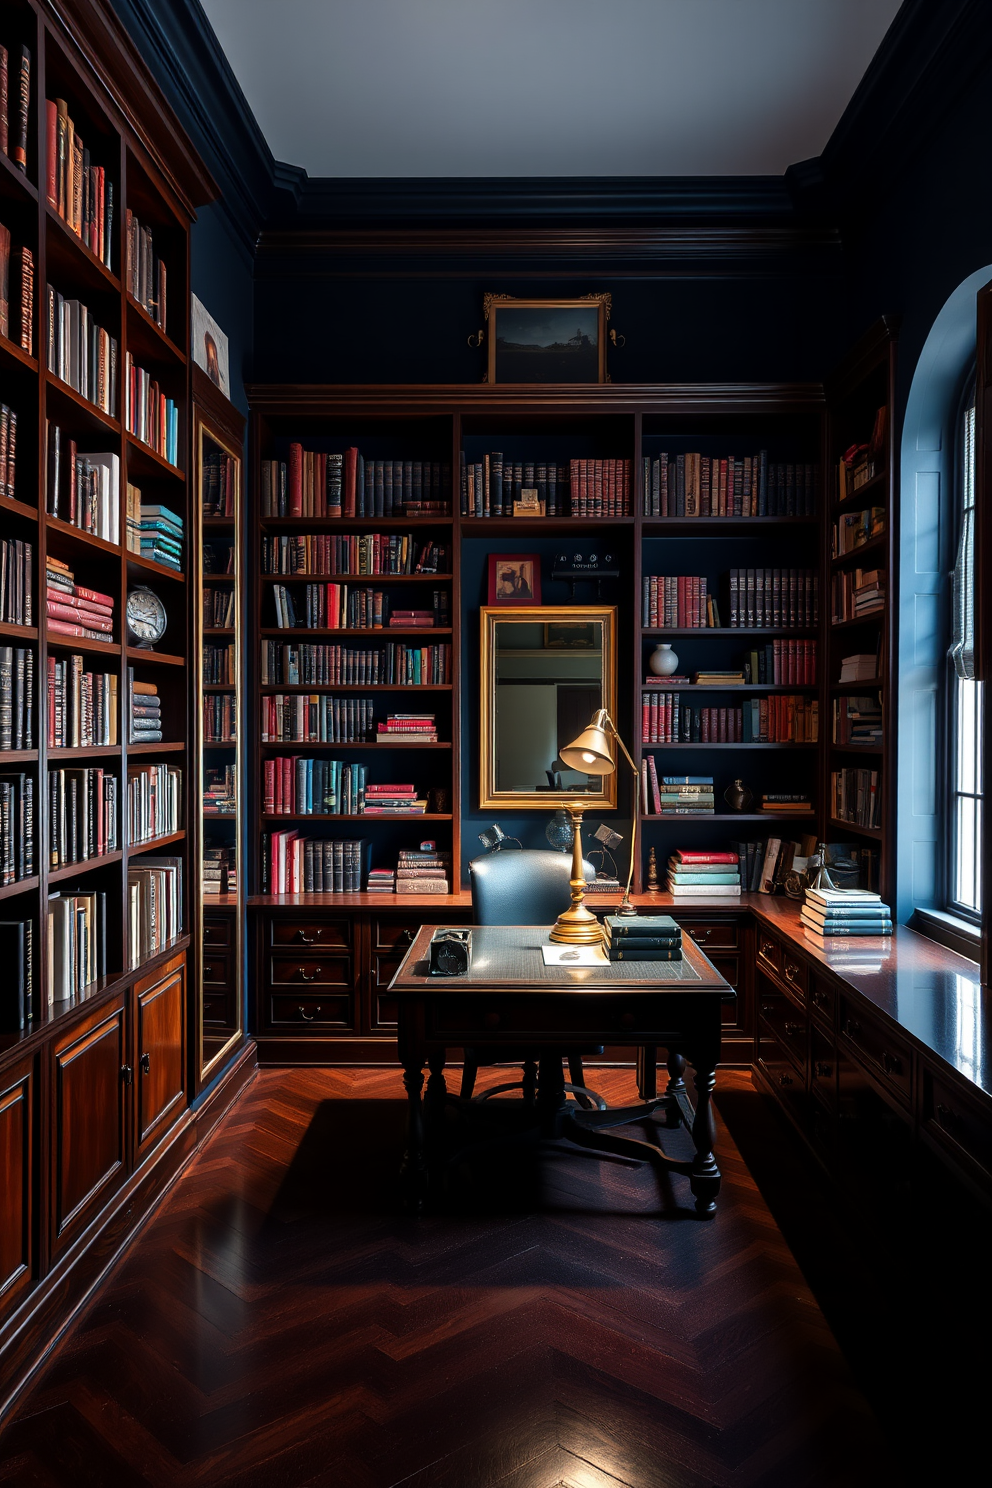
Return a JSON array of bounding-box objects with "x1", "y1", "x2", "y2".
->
[
  {"x1": 487, "y1": 554, "x2": 540, "y2": 606},
  {"x1": 544, "y1": 622, "x2": 596, "y2": 649},
  {"x1": 485, "y1": 295, "x2": 608, "y2": 384},
  {"x1": 191, "y1": 294, "x2": 230, "y2": 398}
]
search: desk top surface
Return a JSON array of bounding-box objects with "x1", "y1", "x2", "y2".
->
[{"x1": 389, "y1": 925, "x2": 732, "y2": 995}]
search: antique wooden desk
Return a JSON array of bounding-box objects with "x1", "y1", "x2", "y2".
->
[{"x1": 389, "y1": 925, "x2": 735, "y2": 1217}]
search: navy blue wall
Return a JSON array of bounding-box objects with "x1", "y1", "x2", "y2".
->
[{"x1": 190, "y1": 203, "x2": 253, "y2": 416}]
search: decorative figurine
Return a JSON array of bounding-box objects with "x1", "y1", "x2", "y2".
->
[
  {"x1": 723, "y1": 778, "x2": 753, "y2": 812},
  {"x1": 804, "y1": 842, "x2": 839, "y2": 894},
  {"x1": 647, "y1": 845, "x2": 659, "y2": 889}
]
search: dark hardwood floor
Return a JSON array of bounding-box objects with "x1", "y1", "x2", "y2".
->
[{"x1": 0, "y1": 1068, "x2": 895, "y2": 1488}]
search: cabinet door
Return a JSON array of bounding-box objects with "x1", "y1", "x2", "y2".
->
[
  {"x1": 136, "y1": 958, "x2": 186, "y2": 1160},
  {"x1": 0, "y1": 1055, "x2": 34, "y2": 1323},
  {"x1": 52, "y1": 999, "x2": 127, "y2": 1255}
]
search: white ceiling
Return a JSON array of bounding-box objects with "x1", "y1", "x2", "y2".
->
[{"x1": 199, "y1": 0, "x2": 903, "y2": 179}]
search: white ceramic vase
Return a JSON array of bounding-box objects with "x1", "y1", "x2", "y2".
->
[{"x1": 648, "y1": 642, "x2": 679, "y2": 676}]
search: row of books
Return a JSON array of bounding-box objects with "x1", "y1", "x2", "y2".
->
[
  {"x1": 731, "y1": 835, "x2": 817, "y2": 894},
  {"x1": 831, "y1": 768, "x2": 880, "y2": 829},
  {"x1": 203, "y1": 543, "x2": 234, "y2": 575},
  {"x1": 259, "y1": 640, "x2": 452, "y2": 686},
  {"x1": 128, "y1": 857, "x2": 182, "y2": 966},
  {"x1": 642, "y1": 454, "x2": 817, "y2": 518},
  {"x1": 832, "y1": 507, "x2": 885, "y2": 557},
  {"x1": 368, "y1": 848, "x2": 451, "y2": 894},
  {"x1": 743, "y1": 640, "x2": 817, "y2": 686},
  {"x1": 263, "y1": 759, "x2": 431, "y2": 817},
  {"x1": 46, "y1": 286, "x2": 117, "y2": 414},
  {"x1": 270, "y1": 583, "x2": 449, "y2": 631},
  {"x1": 1, "y1": 536, "x2": 33, "y2": 625},
  {"x1": 0, "y1": 42, "x2": 31, "y2": 173},
  {"x1": 49, "y1": 889, "x2": 106, "y2": 1005},
  {"x1": 728, "y1": 569, "x2": 818, "y2": 628},
  {"x1": 202, "y1": 448, "x2": 236, "y2": 517},
  {"x1": 125, "y1": 353, "x2": 179, "y2": 466},
  {"x1": 261, "y1": 833, "x2": 368, "y2": 894},
  {"x1": 261, "y1": 450, "x2": 451, "y2": 518},
  {"x1": 127, "y1": 490, "x2": 182, "y2": 571},
  {"x1": 830, "y1": 568, "x2": 884, "y2": 624},
  {"x1": 47, "y1": 558, "x2": 114, "y2": 642},
  {"x1": 261, "y1": 534, "x2": 450, "y2": 576},
  {"x1": 203, "y1": 843, "x2": 236, "y2": 895},
  {"x1": 642, "y1": 576, "x2": 720, "y2": 629},
  {"x1": 127, "y1": 762, "x2": 180, "y2": 844},
  {"x1": 641, "y1": 694, "x2": 818, "y2": 744},
  {"x1": 0, "y1": 916, "x2": 33, "y2": 1030},
  {"x1": 47, "y1": 655, "x2": 118, "y2": 747},
  {"x1": 45, "y1": 98, "x2": 114, "y2": 269},
  {"x1": 49, "y1": 766, "x2": 117, "y2": 866},
  {"x1": 640, "y1": 771, "x2": 715, "y2": 816},
  {"x1": 203, "y1": 693, "x2": 236, "y2": 743},
  {"x1": 125, "y1": 209, "x2": 166, "y2": 331},
  {"x1": 832, "y1": 695, "x2": 882, "y2": 746},
  {"x1": 262, "y1": 695, "x2": 376, "y2": 744},
  {"x1": 129, "y1": 676, "x2": 161, "y2": 743},
  {"x1": 800, "y1": 887, "x2": 892, "y2": 943},
  {"x1": 0, "y1": 771, "x2": 33, "y2": 883},
  {"x1": 45, "y1": 429, "x2": 119, "y2": 543},
  {"x1": 204, "y1": 584, "x2": 235, "y2": 629},
  {"x1": 838, "y1": 407, "x2": 887, "y2": 501},
  {"x1": 203, "y1": 765, "x2": 235, "y2": 816},
  {"x1": 0, "y1": 403, "x2": 18, "y2": 498},
  {"x1": 460, "y1": 454, "x2": 633, "y2": 518},
  {"x1": 0, "y1": 645, "x2": 33, "y2": 750},
  {"x1": 0, "y1": 222, "x2": 33, "y2": 351},
  {"x1": 203, "y1": 643, "x2": 235, "y2": 685}
]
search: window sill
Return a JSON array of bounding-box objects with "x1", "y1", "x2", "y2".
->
[{"x1": 912, "y1": 907, "x2": 980, "y2": 963}]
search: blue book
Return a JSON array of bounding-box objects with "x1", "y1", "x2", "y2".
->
[{"x1": 662, "y1": 775, "x2": 713, "y2": 786}]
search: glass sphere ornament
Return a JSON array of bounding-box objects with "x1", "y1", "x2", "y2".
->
[
  {"x1": 648, "y1": 642, "x2": 679, "y2": 676},
  {"x1": 546, "y1": 808, "x2": 574, "y2": 852}
]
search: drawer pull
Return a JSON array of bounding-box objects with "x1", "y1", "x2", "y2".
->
[
  {"x1": 784, "y1": 1021, "x2": 803, "y2": 1037},
  {"x1": 120, "y1": 1064, "x2": 133, "y2": 1086},
  {"x1": 882, "y1": 1051, "x2": 903, "y2": 1077},
  {"x1": 298, "y1": 967, "x2": 315, "y2": 982},
  {"x1": 936, "y1": 1102, "x2": 962, "y2": 1131},
  {"x1": 779, "y1": 1072, "x2": 794, "y2": 1087},
  {"x1": 814, "y1": 1061, "x2": 832, "y2": 1078},
  {"x1": 620, "y1": 1012, "x2": 636, "y2": 1030},
  {"x1": 760, "y1": 1002, "x2": 776, "y2": 1015},
  {"x1": 140, "y1": 1053, "x2": 150, "y2": 1074},
  {"x1": 484, "y1": 1012, "x2": 501, "y2": 1030},
  {"x1": 298, "y1": 1005, "x2": 321, "y2": 1021},
  {"x1": 760, "y1": 940, "x2": 776, "y2": 959},
  {"x1": 784, "y1": 962, "x2": 800, "y2": 984},
  {"x1": 688, "y1": 927, "x2": 710, "y2": 941},
  {"x1": 812, "y1": 990, "x2": 827, "y2": 1009},
  {"x1": 844, "y1": 1018, "x2": 862, "y2": 1042},
  {"x1": 296, "y1": 928, "x2": 322, "y2": 943},
  {"x1": 399, "y1": 928, "x2": 416, "y2": 945}
]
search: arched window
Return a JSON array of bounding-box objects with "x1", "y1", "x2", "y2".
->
[{"x1": 947, "y1": 386, "x2": 982, "y2": 919}]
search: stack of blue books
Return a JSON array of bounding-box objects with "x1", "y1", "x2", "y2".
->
[
  {"x1": 140, "y1": 503, "x2": 183, "y2": 571},
  {"x1": 602, "y1": 914, "x2": 682, "y2": 962},
  {"x1": 800, "y1": 888, "x2": 893, "y2": 944}
]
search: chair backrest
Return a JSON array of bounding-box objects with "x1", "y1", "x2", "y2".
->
[{"x1": 468, "y1": 849, "x2": 597, "y2": 927}]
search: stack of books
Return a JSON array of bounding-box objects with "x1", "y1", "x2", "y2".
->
[
  {"x1": 800, "y1": 888, "x2": 893, "y2": 944},
  {"x1": 585, "y1": 874, "x2": 622, "y2": 894},
  {"x1": 46, "y1": 558, "x2": 114, "y2": 641},
  {"x1": 693, "y1": 670, "x2": 745, "y2": 685},
  {"x1": 128, "y1": 672, "x2": 161, "y2": 743},
  {"x1": 367, "y1": 866, "x2": 396, "y2": 893},
  {"x1": 396, "y1": 847, "x2": 450, "y2": 893},
  {"x1": 376, "y1": 712, "x2": 438, "y2": 743},
  {"x1": 666, "y1": 851, "x2": 741, "y2": 898},
  {"x1": 659, "y1": 775, "x2": 714, "y2": 815},
  {"x1": 832, "y1": 694, "x2": 883, "y2": 745},
  {"x1": 128, "y1": 857, "x2": 183, "y2": 962},
  {"x1": 830, "y1": 567, "x2": 885, "y2": 623},
  {"x1": 603, "y1": 914, "x2": 682, "y2": 961},
  {"x1": 643, "y1": 674, "x2": 690, "y2": 685},
  {"x1": 362, "y1": 784, "x2": 427, "y2": 815},
  {"x1": 135, "y1": 499, "x2": 183, "y2": 571},
  {"x1": 760, "y1": 793, "x2": 812, "y2": 814},
  {"x1": 202, "y1": 765, "x2": 236, "y2": 816},
  {"x1": 838, "y1": 652, "x2": 879, "y2": 684},
  {"x1": 388, "y1": 603, "x2": 447, "y2": 629}
]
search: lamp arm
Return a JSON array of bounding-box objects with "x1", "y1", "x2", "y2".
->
[
  {"x1": 601, "y1": 711, "x2": 639, "y2": 912},
  {"x1": 602, "y1": 712, "x2": 639, "y2": 778}
]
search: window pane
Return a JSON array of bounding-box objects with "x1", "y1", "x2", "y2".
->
[{"x1": 948, "y1": 400, "x2": 983, "y2": 918}]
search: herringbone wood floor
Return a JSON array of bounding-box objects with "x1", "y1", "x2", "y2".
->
[{"x1": 0, "y1": 1069, "x2": 894, "y2": 1487}]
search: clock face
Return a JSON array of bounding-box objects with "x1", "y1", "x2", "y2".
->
[{"x1": 127, "y1": 587, "x2": 167, "y2": 645}]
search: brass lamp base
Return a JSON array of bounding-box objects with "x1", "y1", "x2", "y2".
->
[{"x1": 549, "y1": 803, "x2": 606, "y2": 945}]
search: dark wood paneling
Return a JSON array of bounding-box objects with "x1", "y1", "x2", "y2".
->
[
  {"x1": 135, "y1": 957, "x2": 186, "y2": 1157},
  {"x1": 0, "y1": 1057, "x2": 34, "y2": 1322},
  {"x1": 52, "y1": 1000, "x2": 126, "y2": 1254}
]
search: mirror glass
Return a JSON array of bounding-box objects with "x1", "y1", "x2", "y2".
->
[{"x1": 480, "y1": 606, "x2": 616, "y2": 808}]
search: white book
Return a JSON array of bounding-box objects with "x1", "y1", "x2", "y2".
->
[
  {"x1": 666, "y1": 884, "x2": 741, "y2": 897},
  {"x1": 805, "y1": 887, "x2": 883, "y2": 906}
]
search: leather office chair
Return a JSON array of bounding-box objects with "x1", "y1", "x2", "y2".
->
[{"x1": 465, "y1": 849, "x2": 603, "y2": 1104}]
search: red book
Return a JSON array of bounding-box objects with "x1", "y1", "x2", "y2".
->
[
  {"x1": 343, "y1": 446, "x2": 358, "y2": 517},
  {"x1": 45, "y1": 100, "x2": 58, "y2": 205},
  {"x1": 47, "y1": 619, "x2": 110, "y2": 641},
  {"x1": 673, "y1": 851, "x2": 738, "y2": 863},
  {"x1": 288, "y1": 442, "x2": 303, "y2": 517},
  {"x1": 647, "y1": 754, "x2": 662, "y2": 815},
  {"x1": 46, "y1": 601, "x2": 113, "y2": 631},
  {"x1": 263, "y1": 760, "x2": 275, "y2": 814},
  {"x1": 641, "y1": 692, "x2": 649, "y2": 743}
]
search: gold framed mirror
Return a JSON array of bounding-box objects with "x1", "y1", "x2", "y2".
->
[{"x1": 480, "y1": 605, "x2": 617, "y2": 809}]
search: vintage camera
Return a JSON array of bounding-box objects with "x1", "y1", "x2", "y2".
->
[{"x1": 428, "y1": 927, "x2": 473, "y2": 977}]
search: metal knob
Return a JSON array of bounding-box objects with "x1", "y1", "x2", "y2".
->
[
  {"x1": 785, "y1": 963, "x2": 800, "y2": 983},
  {"x1": 120, "y1": 1064, "x2": 133, "y2": 1085},
  {"x1": 298, "y1": 967, "x2": 315, "y2": 981},
  {"x1": 882, "y1": 1051, "x2": 902, "y2": 1076},
  {"x1": 779, "y1": 1072, "x2": 793, "y2": 1086},
  {"x1": 299, "y1": 1005, "x2": 314, "y2": 1021},
  {"x1": 140, "y1": 1053, "x2": 150, "y2": 1073},
  {"x1": 296, "y1": 928, "x2": 322, "y2": 943}
]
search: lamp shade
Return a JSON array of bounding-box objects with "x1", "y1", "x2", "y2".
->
[{"x1": 558, "y1": 709, "x2": 616, "y2": 775}]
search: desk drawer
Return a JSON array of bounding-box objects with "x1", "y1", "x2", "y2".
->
[
  {"x1": 203, "y1": 953, "x2": 232, "y2": 990},
  {"x1": 427, "y1": 993, "x2": 710, "y2": 1043},
  {"x1": 839, "y1": 998, "x2": 911, "y2": 1104},
  {"x1": 374, "y1": 919, "x2": 421, "y2": 954},
  {"x1": 678, "y1": 920, "x2": 738, "y2": 950},
  {"x1": 779, "y1": 949, "x2": 807, "y2": 999},
  {"x1": 810, "y1": 1024, "x2": 837, "y2": 1111},
  {"x1": 757, "y1": 1023, "x2": 808, "y2": 1124},
  {"x1": 756, "y1": 930, "x2": 781, "y2": 976},
  {"x1": 268, "y1": 917, "x2": 351, "y2": 950},
  {"x1": 757, "y1": 987, "x2": 806, "y2": 1074},
  {"x1": 922, "y1": 1069, "x2": 992, "y2": 1185},
  {"x1": 267, "y1": 994, "x2": 354, "y2": 1029},
  {"x1": 268, "y1": 954, "x2": 352, "y2": 990},
  {"x1": 808, "y1": 976, "x2": 835, "y2": 1026},
  {"x1": 203, "y1": 917, "x2": 232, "y2": 947}
]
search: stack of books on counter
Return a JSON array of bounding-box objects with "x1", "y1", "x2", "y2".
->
[
  {"x1": 603, "y1": 914, "x2": 682, "y2": 961},
  {"x1": 376, "y1": 713, "x2": 438, "y2": 743},
  {"x1": 800, "y1": 888, "x2": 893, "y2": 945},
  {"x1": 396, "y1": 847, "x2": 450, "y2": 893},
  {"x1": 362, "y1": 785, "x2": 427, "y2": 815},
  {"x1": 666, "y1": 851, "x2": 741, "y2": 898},
  {"x1": 585, "y1": 874, "x2": 622, "y2": 895},
  {"x1": 46, "y1": 559, "x2": 114, "y2": 641}
]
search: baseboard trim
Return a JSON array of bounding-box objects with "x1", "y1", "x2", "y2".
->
[{"x1": 0, "y1": 1042, "x2": 258, "y2": 1429}]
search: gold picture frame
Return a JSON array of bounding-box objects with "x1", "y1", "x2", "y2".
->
[{"x1": 485, "y1": 294, "x2": 610, "y2": 384}]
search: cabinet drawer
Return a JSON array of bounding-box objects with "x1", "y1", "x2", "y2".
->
[
  {"x1": 756, "y1": 1023, "x2": 808, "y2": 1123},
  {"x1": 268, "y1": 917, "x2": 351, "y2": 950},
  {"x1": 810, "y1": 1024, "x2": 836, "y2": 1110},
  {"x1": 427, "y1": 993, "x2": 701, "y2": 1042},
  {"x1": 923, "y1": 1070, "x2": 992, "y2": 1184},
  {"x1": 808, "y1": 976, "x2": 835, "y2": 1026},
  {"x1": 268, "y1": 994, "x2": 355, "y2": 1029},
  {"x1": 374, "y1": 919, "x2": 422, "y2": 953},
  {"x1": 203, "y1": 953, "x2": 232, "y2": 989},
  {"x1": 779, "y1": 949, "x2": 807, "y2": 999},
  {"x1": 204, "y1": 990, "x2": 235, "y2": 1025},
  {"x1": 203, "y1": 917, "x2": 232, "y2": 947},
  {"x1": 756, "y1": 930, "x2": 781, "y2": 975},
  {"x1": 839, "y1": 998, "x2": 912, "y2": 1103},
  {"x1": 678, "y1": 920, "x2": 738, "y2": 950},
  {"x1": 757, "y1": 985, "x2": 806, "y2": 1073},
  {"x1": 268, "y1": 954, "x2": 352, "y2": 989}
]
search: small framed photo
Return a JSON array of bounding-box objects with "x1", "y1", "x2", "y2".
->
[
  {"x1": 488, "y1": 554, "x2": 541, "y2": 606},
  {"x1": 544, "y1": 621, "x2": 596, "y2": 649},
  {"x1": 191, "y1": 294, "x2": 231, "y2": 398},
  {"x1": 486, "y1": 295, "x2": 609, "y2": 384}
]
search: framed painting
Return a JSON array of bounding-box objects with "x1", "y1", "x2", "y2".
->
[
  {"x1": 487, "y1": 554, "x2": 542, "y2": 606},
  {"x1": 485, "y1": 295, "x2": 609, "y2": 384}
]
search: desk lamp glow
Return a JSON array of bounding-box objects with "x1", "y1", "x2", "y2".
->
[{"x1": 549, "y1": 708, "x2": 639, "y2": 944}]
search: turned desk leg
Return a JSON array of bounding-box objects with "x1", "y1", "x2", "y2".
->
[
  {"x1": 665, "y1": 1050, "x2": 687, "y2": 1128},
  {"x1": 401, "y1": 1062, "x2": 428, "y2": 1213},
  {"x1": 688, "y1": 1059, "x2": 720, "y2": 1219},
  {"x1": 636, "y1": 1045, "x2": 658, "y2": 1101}
]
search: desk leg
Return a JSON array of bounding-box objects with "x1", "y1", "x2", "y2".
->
[
  {"x1": 636, "y1": 1045, "x2": 658, "y2": 1101},
  {"x1": 688, "y1": 1059, "x2": 720, "y2": 1219},
  {"x1": 401, "y1": 1062, "x2": 428, "y2": 1214},
  {"x1": 665, "y1": 1050, "x2": 689, "y2": 1129}
]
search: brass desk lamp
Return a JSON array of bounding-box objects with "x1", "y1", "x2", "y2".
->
[{"x1": 549, "y1": 708, "x2": 639, "y2": 944}]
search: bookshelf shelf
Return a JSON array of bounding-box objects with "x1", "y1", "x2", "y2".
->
[
  {"x1": 258, "y1": 683, "x2": 454, "y2": 693},
  {"x1": 829, "y1": 678, "x2": 883, "y2": 692},
  {"x1": 46, "y1": 633, "x2": 119, "y2": 655},
  {"x1": 261, "y1": 814, "x2": 453, "y2": 823},
  {"x1": 45, "y1": 516, "x2": 122, "y2": 557},
  {"x1": 49, "y1": 745, "x2": 122, "y2": 760},
  {"x1": 0, "y1": 494, "x2": 40, "y2": 523},
  {"x1": 827, "y1": 817, "x2": 883, "y2": 840},
  {"x1": 259, "y1": 573, "x2": 453, "y2": 584},
  {"x1": 125, "y1": 551, "x2": 186, "y2": 583},
  {"x1": 642, "y1": 684, "x2": 818, "y2": 693},
  {"x1": 460, "y1": 517, "x2": 636, "y2": 536},
  {"x1": 0, "y1": 876, "x2": 41, "y2": 903},
  {"x1": 126, "y1": 647, "x2": 185, "y2": 667},
  {"x1": 258, "y1": 741, "x2": 452, "y2": 750},
  {"x1": 0, "y1": 621, "x2": 38, "y2": 640},
  {"x1": 127, "y1": 830, "x2": 186, "y2": 856},
  {"x1": 829, "y1": 612, "x2": 885, "y2": 630},
  {"x1": 829, "y1": 743, "x2": 884, "y2": 754},
  {"x1": 641, "y1": 627, "x2": 817, "y2": 639},
  {"x1": 125, "y1": 293, "x2": 188, "y2": 367},
  {"x1": 641, "y1": 813, "x2": 815, "y2": 823},
  {"x1": 44, "y1": 375, "x2": 120, "y2": 435},
  {"x1": 0, "y1": 749, "x2": 38, "y2": 763},
  {"x1": 837, "y1": 467, "x2": 887, "y2": 506},
  {"x1": 259, "y1": 627, "x2": 453, "y2": 639},
  {"x1": 128, "y1": 740, "x2": 186, "y2": 755},
  {"x1": 830, "y1": 532, "x2": 887, "y2": 568},
  {"x1": 259, "y1": 516, "x2": 453, "y2": 531},
  {"x1": 45, "y1": 199, "x2": 122, "y2": 295},
  {"x1": 0, "y1": 333, "x2": 38, "y2": 374},
  {"x1": 642, "y1": 516, "x2": 817, "y2": 533},
  {"x1": 0, "y1": 149, "x2": 39, "y2": 203},
  {"x1": 48, "y1": 851, "x2": 123, "y2": 884},
  {"x1": 125, "y1": 432, "x2": 183, "y2": 480},
  {"x1": 641, "y1": 742, "x2": 818, "y2": 750}
]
